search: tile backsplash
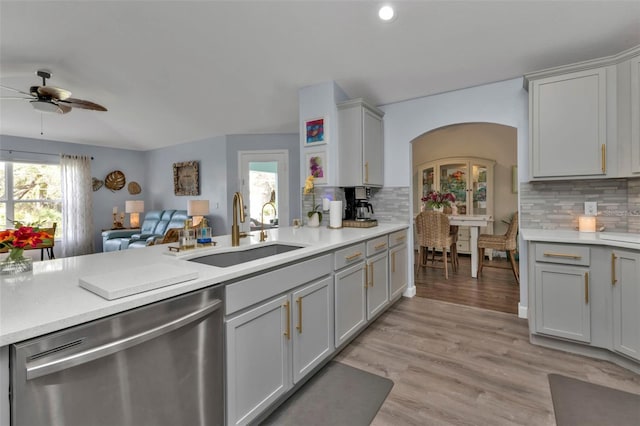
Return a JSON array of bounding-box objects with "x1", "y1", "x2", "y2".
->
[{"x1": 520, "y1": 178, "x2": 640, "y2": 233}]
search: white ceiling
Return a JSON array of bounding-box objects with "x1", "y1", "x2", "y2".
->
[{"x1": 1, "y1": 1, "x2": 639, "y2": 151}]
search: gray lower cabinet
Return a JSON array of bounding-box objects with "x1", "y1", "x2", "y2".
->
[
  {"x1": 225, "y1": 276, "x2": 333, "y2": 426},
  {"x1": 334, "y1": 262, "x2": 367, "y2": 348},
  {"x1": 532, "y1": 243, "x2": 592, "y2": 343},
  {"x1": 366, "y1": 251, "x2": 389, "y2": 320},
  {"x1": 534, "y1": 263, "x2": 591, "y2": 343},
  {"x1": 612, "y1": 249, "x2": 640, "y2": 361},
  {"x1": 389, "y1": 230, "x2": 408, "y2": 300}
]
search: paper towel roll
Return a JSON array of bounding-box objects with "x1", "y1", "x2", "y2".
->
[{"x1": 330, "y1": 201, "x2": 343, "y2": 228}]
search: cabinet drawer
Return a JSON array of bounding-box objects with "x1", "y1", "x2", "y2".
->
[
  {"x1": 389, "y1": 229, "x2": 408, "y2": 247},
  {"x1": 535, "y1": 243, "x2": 590, "y2": 266},
  {"x1": 366, "y1": 236, "x2": 389, "y2": 257},
  {"x1": 226, "y1": 254, "x2": 332, "y2": 315},
  {"x1": 457, "y1": 240, "x2": 470, "y2": 253},
  {"x1": 334, "y1": 243, "x2": 366, "y2": 270},
  {"x1": 457, "y1": 227, "x2": 470, "y2": 240}
]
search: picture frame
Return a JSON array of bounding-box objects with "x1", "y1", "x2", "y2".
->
[
  {"x1": 303, "y1": 117, "x2": 327, "y2": 146},
  {"x1": 173, "y1": 161, "x2": 200, "y2": 196},
  {"x1": 305, "y1": 150, "x2": 327, "y2": 185}
]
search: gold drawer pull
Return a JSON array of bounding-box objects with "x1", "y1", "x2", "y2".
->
[
  {"x1": 369, "y1": 263, "x2": 374, "y2": 287},
  {"x1": 296, "y1": 297, "x2": 302, "y2": 333},
  {"x1": 611, "y1": 253, "x2": 617, "y2": 285},
  {"x1": 392, "y1": 251, "x2": 396, "y2": 273},
  {"x1": 396, "y1": 235, "x2": 406, "y2": 241},
  {"x1": 374, "y1": 242, "x2": 387, "y2": 250},
  {"x1": 543, "y1": 252, "x2": 582, "y2": 260},
  {"x1": 602, "y1": 144, "x2": 606, "y2": 173},
  {"x1": 364, "y1": 264, "x2": 368, "y2": 288},
  {"x1": 585, "y1": 272, "x2": 589, "y2": 304},
  {"x1": 283, "y1": 300, "x2": 291, "y2": 340},
  {"x1": 365, "y1": 161, "x2": 369, "y2": 183},
  {"x1": 345, "y1": 252, "x2": 362, "y2": 261}
]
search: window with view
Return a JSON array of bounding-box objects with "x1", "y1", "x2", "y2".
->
[{"x1": 0, "y1": 161, "x2": 62, "y2": 238}]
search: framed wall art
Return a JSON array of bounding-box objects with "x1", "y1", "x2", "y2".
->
[
  {"x1": 173, "y1": 161, "x2": 200, "y2": 196},
  {"x1": 305, "y1": 150, "x2": 327, "y2": 184},
  {"x1": 304, "y1": 117, "x2": 327, "y2": 146}
]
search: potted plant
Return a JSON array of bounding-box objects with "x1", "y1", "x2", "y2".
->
[
  {"x1": 421, "y1": 191, "x2": 456, "y2": 212},
  {"x1": 303, "y1": 175, "x2": 322, "y2": 227}
]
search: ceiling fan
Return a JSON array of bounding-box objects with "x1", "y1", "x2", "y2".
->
[{"x1": 0, "y1": 69, "x2": 107, "y2": 114}]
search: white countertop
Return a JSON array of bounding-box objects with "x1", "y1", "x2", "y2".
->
[
  {"x1": 521, "y1": 228, "x2": 640, "y2": 250},
  {"x1": 0, "y1": 223, "x2": 407, "y2": 346}
]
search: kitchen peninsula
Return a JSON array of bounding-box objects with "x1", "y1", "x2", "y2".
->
[{"x1": 0, "y1": 223, "x2": 408, "y2": 426}]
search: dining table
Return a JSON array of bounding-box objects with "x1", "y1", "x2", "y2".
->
[{"x1": 447, "y1": 214, "x2": 493, "y2": 278}]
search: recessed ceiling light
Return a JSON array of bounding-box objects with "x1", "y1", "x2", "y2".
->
[{"x1": 378, "y1": 5, "x2": 395, "y2": 22}]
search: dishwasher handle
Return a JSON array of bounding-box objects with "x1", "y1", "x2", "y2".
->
[{"x1": 26, "y1": 298, "x2": 222, "y2": 380}]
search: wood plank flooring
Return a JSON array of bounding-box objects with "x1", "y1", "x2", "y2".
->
[
  {"x1": 415, "y1": 253, "x2": 520, "y2": 314},
  {"x1": 334, "y1": 297, "x2": 640, "y2": 426}
]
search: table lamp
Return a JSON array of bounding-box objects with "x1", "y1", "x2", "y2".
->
[
  {"x1": 125, "y1": 200, "x2": 145, "y2": 228},
  {"x1": 188, "y1": 200, "x2": 210, "y2": 227}
]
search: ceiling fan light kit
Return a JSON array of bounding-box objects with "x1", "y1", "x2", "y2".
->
[{"x1": 30, "y1": 100, "x2": 66, "y2": 114}]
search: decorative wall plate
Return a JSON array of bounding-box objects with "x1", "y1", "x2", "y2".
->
[
  {"x1": 92, "y1": 177, "x2": 104, "y2": 192},
  {"x1": 128, "y1": 181, "x2": 141, "y2": 195},
  {"x1": 105, "y1": 170, "x2": 126, "y2": 191}
]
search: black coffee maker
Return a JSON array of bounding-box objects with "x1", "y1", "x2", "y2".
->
[{"x1": 344, "y1": 187, "x2": 374, "y2": 221}]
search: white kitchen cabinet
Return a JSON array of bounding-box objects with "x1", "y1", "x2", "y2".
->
[
  {"x1": 389, "y1": 231, "x2": 408, "y2": 301},
  {"x1": 612, "y1": 250, "x2": 640, "y2": 362},
  {"x1": 628, "y1": 52, "x2": 640, "y2": 173},
  {"x1": 226, "y1": 276, "x2": 333, "y2": 426},
  {"x1": 334, "y1": 262, "x2": 367, "y2": 348},
  {"x1": 366, "y1": 251, "x2": 389, "y2": 320},
  {"x1": 532, "y1": 243, "x2": 592, "y2": 343},
  {"x1": 337, "y1": 98, "x2": 384, "y2": 187}
]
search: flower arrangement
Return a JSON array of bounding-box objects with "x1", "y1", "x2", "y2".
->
[
  {"x1": 421, "y1": 191, "x2": 456, "y2": 209},
  {"x1": 0, "y1": 226, "x2": 53, "y2": 262},
  {"x1": 303, "y1": 175, "x2": 322, "y2": 222}
]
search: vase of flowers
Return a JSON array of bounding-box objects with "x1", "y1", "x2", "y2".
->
[
  {"x1": 421, "y1": 191, "x2": 456, "y2": 212},
  {"x1": 303, "y1": 175, "x2": 322, "y2": 227},
  {"x1": 0, "y1": 226, "x2": 53, "y2": 275}
]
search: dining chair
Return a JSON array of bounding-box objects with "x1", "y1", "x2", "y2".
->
[
  {"x1": 477, "y1": 212, "x2": 519, "y2": 284},
  {"x1": 415, "y1": 210, "x2": 457, "y2": 279}
]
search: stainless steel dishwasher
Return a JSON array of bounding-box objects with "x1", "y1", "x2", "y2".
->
[{"x1": 10, "y1": 286, "x2": 224, "y2": 426}]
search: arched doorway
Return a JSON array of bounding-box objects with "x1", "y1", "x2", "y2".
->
[{"x1": 412, "y1": 122, "x2": 519, "y2": 314}]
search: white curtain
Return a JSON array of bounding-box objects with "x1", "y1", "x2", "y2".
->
[{"x1": 61, "y1": 154, "x2": 94, "y2": 257}]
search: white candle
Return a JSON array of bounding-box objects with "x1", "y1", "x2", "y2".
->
[
  {"x1": 322, "y1": 197, "x2": 331, "y2": 211},
  {"x1": 113, "y1": 206, "x2": 117, "y2": 214}
]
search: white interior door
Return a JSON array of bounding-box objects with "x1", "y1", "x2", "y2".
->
[{"x1": 239, "y1": 150, "x2": 289, "y2": 232}]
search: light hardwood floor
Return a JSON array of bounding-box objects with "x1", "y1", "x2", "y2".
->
[{"x1": 334, "y1": 297, "x2": 640, "y2": 426}]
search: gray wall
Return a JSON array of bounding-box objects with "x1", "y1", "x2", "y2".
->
[
  {"x1": 146, "y1": 135, "x2": 228, "y2": 235},
  {"x1": 0, "y1": 134, "x2": 146, "y2": 251}
]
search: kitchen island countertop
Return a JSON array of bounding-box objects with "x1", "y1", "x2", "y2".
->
[{"x1": 0, "y1": 223, "x2": 408, "y2": 346}]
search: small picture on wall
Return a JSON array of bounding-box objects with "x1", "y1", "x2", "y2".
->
[
  {"x1": 173, "y1": 161, "x2": 200, "y2": 196},
  {"x1": 305, "y1": 150, "x2": 327, "y2": 184},
  {"x1": 304, "y1": 117, "x2": 327, "y2": 146}
]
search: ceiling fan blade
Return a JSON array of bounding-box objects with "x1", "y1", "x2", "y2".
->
[
  {"x1": 57, "y1": 103, "x2": 72, "y2": 114},
  {"x1": 0, "y1": 84, "x2": 34, "y2": 97},
  {"x1": 37, "y1": 85, "x2": 72, "y2": 100},
  {"x1": 59, "y1": 97, "x2": 107, "y2": 111}
]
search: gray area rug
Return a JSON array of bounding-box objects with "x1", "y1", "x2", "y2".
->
[
  {"x1": 261, "y1": 361, "x2": 393, "y2": 426},
  {"x1": 548, "y1": 374, "x2": 640, "y2": 426}
]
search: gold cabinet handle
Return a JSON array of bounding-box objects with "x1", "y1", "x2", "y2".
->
[
  {"x1": 392, "y1": 251, "x2": 396, "y2": 273},
  {"x1": 365, "y1": 161, "x2": 369, "y2": 183},
  {"x1": 611, "y1": 252, "x2": 617, "y2": 285},
  {"x1": 374, "y1": 242, "x2": 387, "y2": 250},
  {"x1": 283, "y1": 300, "x2": 291, "y2": 340},
  {"x1": 369, "y1": 263, "x2": 374, "y2": 287},
  {"x1": 364, "y1": 264, "x2": 368, "y2": 288},
  {"x1": 585, "y1": 272, "x2": 589, "y2": 304},
  {"x1": 602, "y1": 144, "x2": 606, "y2": 173},
  {"x1": 296, "y1": 297, "x2": 302, "y2": 333},
  {"x1": 396, "y1": 235, "x2": 406, "y2": 241},
  {"x1": 543, "y1": 252, "x2": 582, "y2": 260},
  {"x1": 345, "y1": 252, "x2": 362, "y2": 261}
]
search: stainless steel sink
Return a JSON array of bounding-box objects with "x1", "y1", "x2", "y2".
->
[{"x1": 188, "y1": 244, "x2": 304, "y2": 268}]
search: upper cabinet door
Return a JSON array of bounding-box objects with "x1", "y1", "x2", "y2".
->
[
  {"x1": 631, "y1": 54, "x2": 640, "y2": 173},
  {"x1": 362, "y1": 107, "x2": 384, "y2": 186},
  {"x1": 530, "y1": 67, "x2": 609, "y2": 179}
]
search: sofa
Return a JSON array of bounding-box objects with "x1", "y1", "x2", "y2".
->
[{"x1": 102, "y1": 210, "x2": 188, "y2": 252}]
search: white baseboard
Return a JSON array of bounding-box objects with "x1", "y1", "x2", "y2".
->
[
  {"x1": 403, "y1": 286, "x2": 416, "y2": 298},
  {"x1": 518, "y1": 303, "x2": 528, "y2": 319}
]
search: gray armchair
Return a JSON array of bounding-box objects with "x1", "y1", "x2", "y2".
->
[{"x1": 102, "y1": 210, "x2": 188, "y2": 252}]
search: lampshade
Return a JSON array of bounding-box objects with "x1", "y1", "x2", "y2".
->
[
  {"x1": 578, "y1": 215, "x2": 596, "y2": 232},
  {"x1": 125, "y1": 200, "x2": 145, "y2": 213},
  {"x1": 188, "y1": 200, "x2": 210, "y2": 216}
]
